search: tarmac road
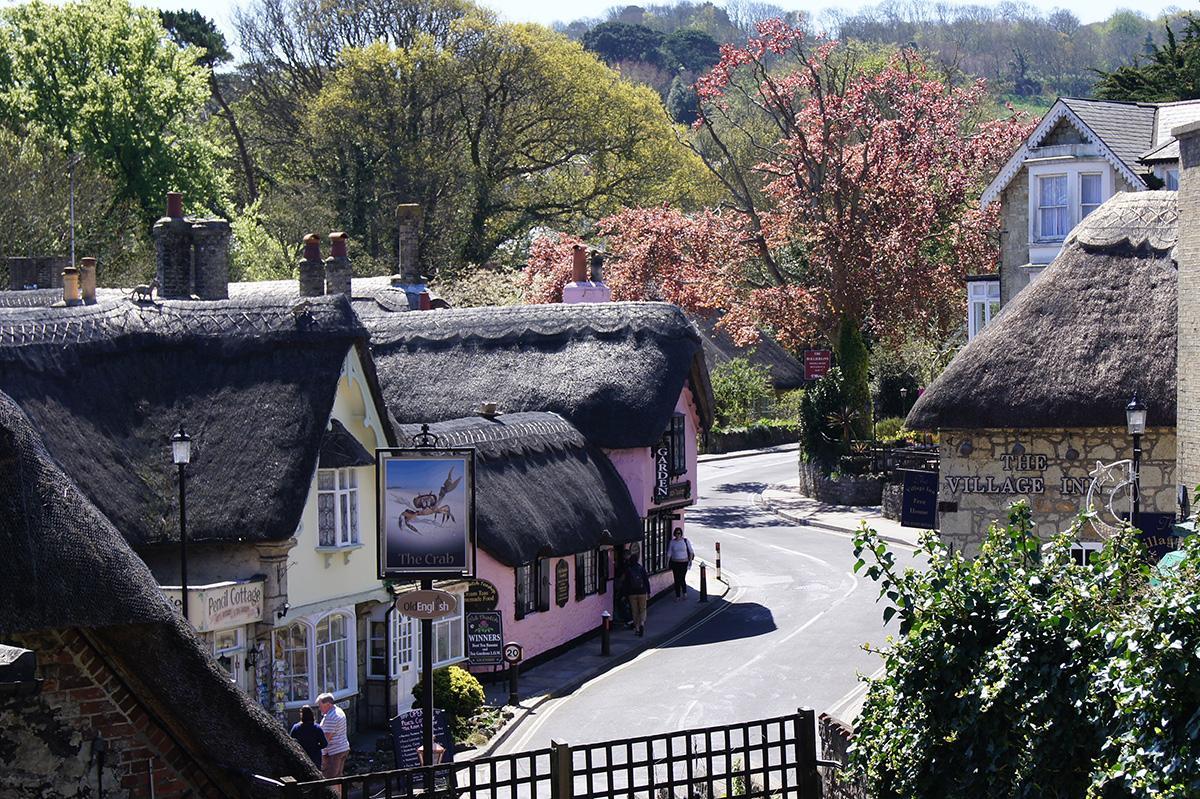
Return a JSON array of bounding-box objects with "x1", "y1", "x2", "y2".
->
[{"x1": 495, "y1": 448, "x2": 920, "y2": 753}]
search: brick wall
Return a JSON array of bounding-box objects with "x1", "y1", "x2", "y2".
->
[
  {"x1": 1176, "y1": 125, "x2": 1200, "y2": 495},
  {"x1": 937, "y1": 427, "x2": 1175, "y2": 555},
  {"x1": 2, "y1": 628, "x2": 223, "y2": 799}
]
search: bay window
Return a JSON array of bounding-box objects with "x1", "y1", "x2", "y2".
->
[
  {"x1": 317, "y1": 468, "x2": 360, "y2": 548},
  {"x1": 314, "y1": 613, "x2": 350, "y2": 694},
  {"x1": 271, "y1": 610, "x2": 356, "y2": 706},
  {"x1": 1037, "y1": 175, "x2": 1069, "y2": 240},
  {"x1": 272, "y1": 623, "x2": 310, "y2": 704}
]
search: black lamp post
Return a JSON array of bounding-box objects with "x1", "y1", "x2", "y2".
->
[
  {"x1": 171, "y1": 426, "x2": 192, "y2": 622},
  {"x1": 1126, "y1": 393, "x2": 1147, "y2": 525}
]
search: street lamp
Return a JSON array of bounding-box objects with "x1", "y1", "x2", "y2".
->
[
  {"x1": 172, "y1": 426, "x2": 191, "y2": 623},
  {"x1": 1126, "y1": 393, "x2": 1146, "y2": 524}
]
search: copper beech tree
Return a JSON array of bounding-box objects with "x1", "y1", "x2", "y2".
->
[{"x1": 524, "y1": 20, "x2": 1033, "y2": 360}]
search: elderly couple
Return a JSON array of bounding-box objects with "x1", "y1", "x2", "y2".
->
[{"x1": 289, "y1": 693, "x2": 350, "y2": 779}]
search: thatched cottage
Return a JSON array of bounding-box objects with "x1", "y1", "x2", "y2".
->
[{"x1": 908, "y1": 191, "x2": 1178, "y2": 553}]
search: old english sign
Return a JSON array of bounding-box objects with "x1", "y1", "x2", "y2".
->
[
  {"x1": 804, "y1": 349, "x2": 832, "y2": 381},
  {"x1": 161, "y1": 579, "x2": 264, "y2": 633},
  {"x1": 463, "y1": 580, "x2": 499, "y2": 612},
  {"x1": 396, "y1": 589, "x2": 458, "y2": 620},
  {"x1": 465, "y1": 611, "x2": 504, "y2": 666},
  {"x1": 654, "y1": 443, "x2": 670, "y2": 502}
]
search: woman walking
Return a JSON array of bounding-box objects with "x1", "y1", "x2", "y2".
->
[{"x1": 667, "y1": 528, "x2": 694, "y2": 601}]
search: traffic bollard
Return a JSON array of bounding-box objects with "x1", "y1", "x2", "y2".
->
[
  {"x1": 600, "y1": 610, "x2": 612, "y2": 656},
  {"x1": 715, "y1": 541, "x2": 721, "y2": 581},
  {"x1": 508, "y1": 662, "x2": 519, "y2": 706},
  {"x1": 700, "y1": 563, "x2": 708, "y2": 603}
]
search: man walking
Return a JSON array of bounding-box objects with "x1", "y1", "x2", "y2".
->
[
  {"x1": 622, "y1": 552, "x2": 651, "y2": 637},
  {"x1": 318, "y1": 693, "x2": 350, "y2": 785}
]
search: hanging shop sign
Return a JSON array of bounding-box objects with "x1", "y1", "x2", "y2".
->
[
  {"x1": 463, "y1": 580, "x2": 499, "y2": 612},
  {"x1": 654, "y1": 443, "x2": 671, "y2": 502},
  {"x1": 900, "y1": 469, "x2": 938, "y2": 530},
  {"x1": 804, "y1": 349, "x2": 832, "y2": 381},
  {"x1": 396, "y1": 589, "x2": 458, "y2": 621},
  {"x1": 465, "y1": 611, "x2": 504, "y2": 666},
  {"x1": 377, "y1": 448, "x2": 476, "y2": 578},
  {"x1": 161, "y1": 579, "x2": 264, "y2": 633},
  {"x1": 555, "y1": 560, "x2": 570, "y2": 607}
]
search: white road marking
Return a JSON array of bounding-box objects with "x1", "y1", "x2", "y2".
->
[{"x1": 826, "y1": 666, "x2": 885, "y2": 720}]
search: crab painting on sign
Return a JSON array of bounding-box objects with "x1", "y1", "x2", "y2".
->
[{"x1": 377, "y1": 448, "x2": 476, "y2": 578}]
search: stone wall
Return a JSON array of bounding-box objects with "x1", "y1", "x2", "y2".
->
[
  {"x1": 1177, "y1": 123, "x2": 1200, "y2": 494},
  {"x1": 798, "y1": 462, "x2": 884, "y2": 506},
  {"x1": 999, "y1": 171, "x2": 1029, "y2": 305},
  {"x1": 937, "y1": 427, "x2": 1176, "y2": 555},
  {"x1": 3, "y1": 627, "x2": 222, "y2": 798}
]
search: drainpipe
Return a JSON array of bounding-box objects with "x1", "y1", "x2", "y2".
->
[{"x1": 385, "y1": 585, "x2": 398, "y2": 721}]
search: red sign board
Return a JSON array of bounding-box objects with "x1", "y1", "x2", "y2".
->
[{"x1": 804, "y1": 349, "x2": 832, "y2": 381}]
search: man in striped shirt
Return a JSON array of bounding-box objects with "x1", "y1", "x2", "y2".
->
[{"x1": 317, "y1": 693, "x2": 350, "y2": 781}]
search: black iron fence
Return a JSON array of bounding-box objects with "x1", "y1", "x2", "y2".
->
[
  {"x1": 262, "y1": 708, "x2": 834, "y2": 799},
  {"x1": 840, "y1": 441, "x2": 938, "y2": 482}
]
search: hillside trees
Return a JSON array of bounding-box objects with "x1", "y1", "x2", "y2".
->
[
  {"x1": 1095, "y1": 14, "x2": 1200, "y2": 102},
  {"x1": 0, "y1": 0, "x2": 227, "y2": 224}
]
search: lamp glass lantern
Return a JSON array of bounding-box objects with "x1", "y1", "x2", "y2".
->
[
  {"x1": 1126, "y1": 394, "x2": 1147, "y2": 436},
  {"x1": 172, "y1": 427, "x2": 192, "y2": 465}
]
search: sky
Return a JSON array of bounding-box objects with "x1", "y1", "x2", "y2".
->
[{"x1": 95, "y1": 0, "x2": 1184, "y2": 46}]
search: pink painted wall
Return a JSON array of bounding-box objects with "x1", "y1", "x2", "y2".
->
[{"x1": 468, "y1": 547, "x2": 614, "y2": 670}]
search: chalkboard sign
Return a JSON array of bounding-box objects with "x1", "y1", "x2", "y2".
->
[
  {"x1": 464, "y1": 580, "x2": 499, "y2": 612},
  {"x1": 466, "y1": 611, "x2": 504, "y2": 666},
  {"x1": 900, "y1": 469, "x2": 938, "y2": 530},
  {"x1": 390, "y1": 708, "x2": 454, "y2": 771},
  {"x1": 555, "y1": 560, "x2": 569, "y2": 607}
]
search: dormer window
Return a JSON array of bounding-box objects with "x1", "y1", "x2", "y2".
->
[
  {"x1": 1037, "y1": 175, "x2": 1070, "y2": 240},
  {"x1": 317, "y1": 468, "x2": 360, "y2": 547}
]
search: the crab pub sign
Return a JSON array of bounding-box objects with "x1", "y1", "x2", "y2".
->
[{"x1": 376, "y1": 448, "x2": 477, "y2": 578}]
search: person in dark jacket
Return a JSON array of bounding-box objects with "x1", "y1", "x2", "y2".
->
[
  {"x1": 290, "y1": 705, "x2": 328, "y2": 766},
  {"x1": 622, "y1": 552, "x2": 652, "y2": 637}
]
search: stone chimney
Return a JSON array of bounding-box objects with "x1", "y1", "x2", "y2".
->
[
  {"x1": 191, "y1": 219, "x2": 231, "y2": 300},
  {"x1": 79, "y1": 257, "x2": 97, "y2": 304},
  {"x1": 324, "y1": 232, "x2": 352, "y2": 296},
  {"x1": 396, "y1": 203, "x2": 423, "y2": 285},
  {"x1": 563, "y1": 245, "x2": 612, "y2": 304},
  {"x1": 61, "y1": 263, "x2": 81, "y2": 306},
  {"x1": 1175, "y1": 120, "x2": 1200, "y2": 494},
  {"x1": 153, "y1": 192, "x2": 193, "y2": 298},
  {"x1": 298, "y1": 234, "x2": 325, "y2": 297}
]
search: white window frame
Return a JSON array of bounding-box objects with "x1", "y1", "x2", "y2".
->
[
  {"x1": 368, "y1": 618, "x2": 389, "y2": 679},
  {"x1": 1036, "y1": 173, "x2": 1070, "y2": 240},
  {"x1": 1069, "y1": 541, "x2": 1104, "y2": 566},
  {"x1": 272, "y1": 609, "x2": 358, "y2": 708},
  {"x1": 966, "y1": 279, "x2": 1000, "y2": 341},
  {"x1": 1026, "y1": 159, "x2": 1113, "y2": 262},
  {"x1": 1079, "y1": 172, "x2": 1103, "y2": 218},
  {"x1": 272, "y1": 622, "x2": 311, "y2": 705},
  {"x1": 313, "y1": 611, "x2": 352, "y2": 695},
  {"x1": 430, "y1": 604, "x2": 466, "y2": 668},
  {"x1": 317, "y1": 467, "x2": 360, "y2": 548}
]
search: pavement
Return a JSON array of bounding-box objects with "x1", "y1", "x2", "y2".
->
[
  {"x1": 759, "y1": 479, "x2": 925, "y2": 549},
  {"x1": 697, "y1": 441, "x2": 798, "y2": 464},
  {"x1": 468, "y1": 566, "x2": 730, "y2": 759}
]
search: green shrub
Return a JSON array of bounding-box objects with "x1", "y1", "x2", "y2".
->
[
  {"x1": 873, "y1": 416, "x2": 905, "y2": 441},
  {"x1": 711, "y1": 357, "x2": 774, "y2": 428},
  {"x1": 799, "y1": 367, "x2": 849, "y2": 470},
  {"x1": 412, "y1": 665, "x2": 486, "y2": 738},
  {"x1": 773, "y1": 388, "x2": 806, "y2": 421}
]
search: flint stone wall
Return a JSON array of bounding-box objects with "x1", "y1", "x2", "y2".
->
[{"x1": 938, "y1": 427, "x2": 1176, "y2": 555}]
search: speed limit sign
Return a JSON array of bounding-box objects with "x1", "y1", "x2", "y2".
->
[{"x1": 503, "y1": 642, "x2": 523, "y2": 664}]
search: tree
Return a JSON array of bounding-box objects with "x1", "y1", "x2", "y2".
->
[
  {"x1": 710, "y1": 357, "x2": 773, "y2": 427},
  {"x1": 666, "y1": 75, "x2": 699, "y2": 124},
  {"x1": 160, "y1": 9, "x2": 258, "y2": 203},
  {"x1": 582, "y1": 21, "x2": 665, "y2": 65},
  {"x1": 1095, "y1": 15, "x2": 1200, "y2": 102},
  {"x1": 0, "y1": 0, "x2": 227, "y2": 223},
  {"x1": 660, "y1": 28, "x2": 721, "y2": 73}
]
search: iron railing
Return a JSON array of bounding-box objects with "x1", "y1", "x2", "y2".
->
[{"x1": 265, "y1": 708, "x2": 829, "y2": 799}]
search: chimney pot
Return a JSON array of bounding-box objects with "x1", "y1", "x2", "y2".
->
[
  {"x1": 79, "y1": 257, "x2": 97, "y2": 304},
  {"x1": 479, "y1": 401, "x2": 499, "y2": 418},
  {"x1": 303, "y1": 234, "x2": 322, "y2": 262},
  {"x1": 396, "y1": 203, "x2": 423, "y2": 284},
  {"x1": 418, "y1": 290, "x2": 432, "y2": 311},
  {"x1": 589, "y1": 250, "x2": 604, "y2": 283},
  {"x1": 61, "y1": 265, "x2": 81, "y2": 306},
  {"x1": 166, "y1": 192, "x2": 183, "y2": 219},
  {"x1": 299, "y1": 234, "x2": 325, "y2": 297},
  {"x1": 330, "y1": 231, "x2": 348, "y2": 258},
  {"x1": 571, "y1": 245, "x2": 588, "y2": 283}
]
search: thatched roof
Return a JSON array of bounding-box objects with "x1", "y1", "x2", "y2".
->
[
  {"x1": 366, "y1": 302, "x2": 713, "y2": 449},
  {"x1": 908, "y1": 191, "x2": 1177, "y2": 430},
  {"x1": 396, "y1": 413, "x2": 642, "y2": 565},
  {"x1": 692, "y1": 313, "x2": 805, "y2": 391},
  {"x1": 0, "y1": 293, "x2": 391, "y2": 546},
  {"x1": 0, "y1": 389, "x2": 319, "y2": 792}
]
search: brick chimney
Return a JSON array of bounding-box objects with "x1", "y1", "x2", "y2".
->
[
  {"x1": 7, "y1": 257, "x2": 66, "y2": 290},
  {"x1": 396, "y1": 203, "x2": 423, "y2": 285},
  {"x1": 324, "y1": 232, "x2": 352, "y2": 295},
  {"x1": 152, "y1": 192, "x2": 192, "y2": 298},
  {"x1": 298, "y1": 234, "x2": 325, "y2": 296},
  {"x1": 1175, "y1": 119, "x2": 1200, "y2": 494},
  {"x1": 79, "y1": 257, "x2": 97, "y2": 304},
  {"x1": 563, "y1": 245, "x2": 611, "y2": 304},
  {"x1": 191, "y1": 219, "x2": 231, "y2": 300}
]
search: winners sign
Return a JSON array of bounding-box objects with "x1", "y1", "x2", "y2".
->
[{"x1": 377, "y1": 448, "x2": 476, "y2": 578}]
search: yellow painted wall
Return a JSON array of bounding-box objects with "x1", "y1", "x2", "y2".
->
[{"x1": 286, "y1": 347, "x2": 391, "y2": 610}]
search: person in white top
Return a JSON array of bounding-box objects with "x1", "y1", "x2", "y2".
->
[
  {"x1": 317, "y1": 693, "x2": 350, "y2": 782},
  {"x1": 667, "y1": 528, "x2": 694, "y2": 601}
]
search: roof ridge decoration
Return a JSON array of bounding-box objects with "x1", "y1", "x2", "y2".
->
[
  {"x1": 396, "y1": 413, "x2": 587, "y2": 459},
  {"x1": 981, "y1": 99, "x2": 1148, "y2": 209},
  {"x1": 1064, "y1": 190, "x2": 1178, "y2": 254}
]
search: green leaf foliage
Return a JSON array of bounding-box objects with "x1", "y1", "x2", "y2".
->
[
  {"x1": 798, "y1": 366, "x2": 848, "y2": 470},
  {"x1": 710, "y1": 356, "x2": 773, "y2": 428},
  {"x1": 1095, "y1": 15, "x2": 1200, "y2": 102},
  {"x1": 849, "y1": 502, "x2": 1200, "y2": 798},
  {"x1": 411, "y1": 664, "x2": 486, "y2": 739}
]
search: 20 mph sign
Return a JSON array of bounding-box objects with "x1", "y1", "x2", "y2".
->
[{"x1": 503, "y1": 642, "x2": 523, "y2": 664}]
